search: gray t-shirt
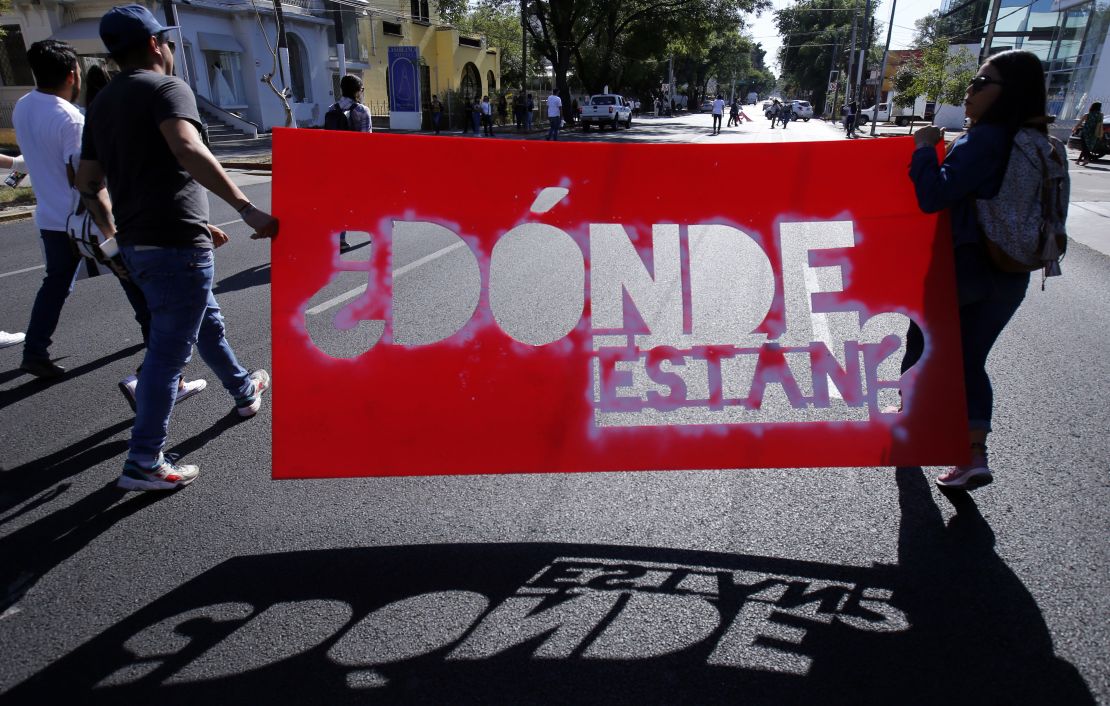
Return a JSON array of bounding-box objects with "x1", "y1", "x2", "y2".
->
[{"x1": 81, "y1": 69, "x2": 211, "y2": 248}]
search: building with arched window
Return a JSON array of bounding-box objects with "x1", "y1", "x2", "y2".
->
[{"x1": 0, "y1": 0, "x2": 499, "y2": 134}]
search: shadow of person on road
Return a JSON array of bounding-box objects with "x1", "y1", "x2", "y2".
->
[
  {"x1": 213, "y1": 264, "x2": 271, "y2": 295},
  {"x1": 0, "y1": 344, "x2": 145, "y2": 411},
  {"x1": 2, "y1": 470, "x2": 1094, "y2": 705}
]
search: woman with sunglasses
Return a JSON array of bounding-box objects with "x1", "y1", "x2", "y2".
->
[
  {"x1": 1074, "y1": 101, "x2": 1103, "y2": 166},
  {"x1": 905, "y1": 50, "x2": 1061, "y2": 490}
]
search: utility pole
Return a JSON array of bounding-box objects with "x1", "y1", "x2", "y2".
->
[
  {"x1": 845, "y1": 0, "x2": 859, "y2": 103},
  {"x1": 826, "y1": 33, "x2": 839, "y2": 117},
  {"x1": 871, "y1": 0, "x2": 897, "y2": 136},
  {"x1": 333, "y1": 5, "x2": 347, "y2": 79},
  {"x1": 854, "y1": 0, "x2": 873, "y2": 109},
  {"x1": 273, "y1": 0, "x2": 291, "y2": 90},
  {"x1": 520, "y1": 0, "x2": 528, "y2": 96}
]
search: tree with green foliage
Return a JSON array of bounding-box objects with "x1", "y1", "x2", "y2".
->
[
  {"x1": 453, "y1": 3, "x2": 526, "y2": 91},
  {"x1": 775, "y1": 0, "x2": 879, "y2": 105},
  {"x1": 892, "y1": 38, "x2": 977, "y2": 123}
]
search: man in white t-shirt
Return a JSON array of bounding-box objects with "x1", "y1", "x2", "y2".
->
[
  {"x1": 546, "y1": 92, "x2": 563, "y2": 141},
  {"x1": 711, "y1": 94, "x2": 725, "y2": 135},
  {"x1": 12, "y1": 40, "x2": 87, "y2": 378}
]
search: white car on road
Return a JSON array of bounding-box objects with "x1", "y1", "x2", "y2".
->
[{"x1": 788, "y1": 100, "x2": 814, "y2": 122}]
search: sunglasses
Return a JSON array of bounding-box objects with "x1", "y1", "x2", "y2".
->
[
  {"x1": 156, "y1": 32, "x2": 176, "y2": 52},
  {"x1": 968, "y1": 76, "x2": 1004, "y2": 93}
]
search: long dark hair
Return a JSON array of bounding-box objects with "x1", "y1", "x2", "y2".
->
[
  {"x1": 976, "y1": 50, "x2": 1048, "y2": 134},
  {"x1": 85, "y1": 64, "x2": 115, "y2": 108}
]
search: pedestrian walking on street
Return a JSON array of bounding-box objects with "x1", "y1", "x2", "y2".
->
[
  {"x1": 728, "y1": 98, "x2": 739, "y2": 127},
  {"x1": 780, "y1": 102, "x2": 792, "y2": 129},
  {"x1": 481, "y1": 95, "x2": 494, "y2": 136},
  {"x1": 77, "y1": 4, "x2": 278, "y2": 491},
  {"x1": 513, "y1": 93, "x2": 523, "y2": 129},
  {"x1": 711, "y1": 94, "x2": 724, "y2": 134},
  {"x1": 431, "y1": 95, "x2": 443, "y2": 134},
  {"x1": 546, "y1": 92, "x2": 563, "y2": 141},
  {"x1": 844, "y1": 102, "x2": 857, "y2": 138},
  {"x1": 526, "y1": 94, "x2": 534, "y2": 131},
  {"x1": 11, "y1": 40, "x2": 146, "y2": 380},
  {"x1": 1074, "y1": 101, "x2": 1103, "y2": 166},
  {"x1": 769, "y1": 99, "x2": 781, "y2": 129},
  {"x1": 905, "y1": 49, "x2": 1067, "y2": 490},
  {"x1": 324, "y1": 74, "x2": 371, "y2": 250}
]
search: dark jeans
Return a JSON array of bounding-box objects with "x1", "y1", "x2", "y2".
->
[
  {"x1": 432, "y1": 112, "x2": 441, "y2": 134},
  {"x1": 901, "y1": 244, "x2": 1029, "y2": 432},
  {"x1": 712, "y1": 114, "x2": 722, "y2": 132},
  {"x1": 482, "y1": 114, "x2": 494, "y2": 136},
  {"x1": 547, "y1": 116, "x2": 561, "y2": 140},
  {"x1": 25, "y1": 229, "x2": 150, "y2": 360},
  {"x1": 120, "y1": 246, "x2": 251, "y2": 465}
]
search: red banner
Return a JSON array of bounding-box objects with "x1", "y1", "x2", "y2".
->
[{"x1": 271, "y1": 130, "x2": 967, "y2": 478}]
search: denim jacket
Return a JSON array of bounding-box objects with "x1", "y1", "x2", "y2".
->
[{"x1": 908, "y1": 123, "x2": 1011, "y2": 247}]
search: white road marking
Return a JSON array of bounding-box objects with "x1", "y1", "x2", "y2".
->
[
  {"x1": 0, "y1": 264, "x2": 44, "y2": 279},
  {"x1": 306, "y1": 240, "x2": 467, "y2": 315}
]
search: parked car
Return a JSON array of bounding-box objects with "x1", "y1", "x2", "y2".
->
[
  {"x1": 1068, "y1": 117, "x2": 1110, "y2": 158},
  {"x1": 857, "y1": 95, "x2": 935, "y2": 126},
  {"x1": 580, "y1": 93, "x2": 633, "y2": 130},
  {"x1": 698, "y1": 100, "x2": 714, "y2": 113},
  {"x1": 788, "y1": 99, "x2": 813, "y2": 121}
]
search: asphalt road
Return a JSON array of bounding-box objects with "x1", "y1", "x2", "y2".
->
[{"x1": 1, "y1": 121, "x2": 1108, "y2": 705}]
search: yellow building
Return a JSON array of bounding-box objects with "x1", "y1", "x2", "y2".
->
[{"x1": 336, "y1": 1, "x2": 501, "y2": 122}]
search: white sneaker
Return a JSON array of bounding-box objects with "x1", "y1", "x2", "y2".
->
[
  {"x1": 118, "y1": 375, "x2": 209, "y2": 412},
  {"x1": 0, "y1": 331, "x2": 25, "y2": 349}
]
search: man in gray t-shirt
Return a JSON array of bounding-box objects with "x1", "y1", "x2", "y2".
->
[{"x1": 77, "y1": 4, "x2": 279, "y2": 492}]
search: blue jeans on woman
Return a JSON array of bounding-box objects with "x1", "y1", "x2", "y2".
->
[
  {"x1": 25, "y1": 230, "x2": 150, "y2": 361},
  {"x1": 120, "y1": 245, "x2": 251, "y2": 466},
  {"x1": 901, "y1": 244, "x2": 1028, "y2": 431}
]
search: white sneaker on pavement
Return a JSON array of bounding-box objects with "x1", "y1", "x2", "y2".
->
[
  {"x1": 118, "y1": 375, "x2": 209, "y2": 412},
  {"x1": 0, "y1": 331, "x2": 25, "y2": 349}
]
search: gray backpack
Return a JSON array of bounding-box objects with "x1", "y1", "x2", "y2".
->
[{"x1": 976, "y1": 128, "x2": 1070, "y2": 289}]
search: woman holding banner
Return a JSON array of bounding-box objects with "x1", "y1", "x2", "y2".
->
[{"x1": 905, "y1": 50, "x2": 1059, "y2": 490}]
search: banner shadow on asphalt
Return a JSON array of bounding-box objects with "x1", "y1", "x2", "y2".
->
[{"x1": 2, "y1": 468, "x2": 1095, "y2": 705}]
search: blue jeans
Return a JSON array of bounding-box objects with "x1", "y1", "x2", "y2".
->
[
  {"x1": 525, "y1": 111, "x2": 533, "y2": 131},
  {"x1": 120, "y1": 246, "x2": 251, "y2": 465},
  {"x1": 25, "y1": 230, "x2": 151, "y2": 359},
  {"x1": 547, "y1": 116, "x2": 561, "y2": 140},
  {"x1": 901, "y1": 244, "x2": 1028, "y2": 432}
]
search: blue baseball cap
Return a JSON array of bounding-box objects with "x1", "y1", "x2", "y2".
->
[{"x1": 99, "y1": 4, "x2": 177, "y2": 55}]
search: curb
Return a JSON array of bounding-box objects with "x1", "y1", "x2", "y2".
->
[
  {"x1": 220, "y1": 161, "x2": 272, "y2": 172},
  {"x1": 0, "y1": 206, "x2": 34, "y2": 223}
]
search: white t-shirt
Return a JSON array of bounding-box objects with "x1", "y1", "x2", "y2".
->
[
  {"x1": 547, "y1": 94, "x2": 562, "y2": 118},
  {"x1": 712, "y1": 98, "x2": 725, "y2": 116},
  {"x1": 13, "y1": 90, "x2": 83, "y2": 232}
]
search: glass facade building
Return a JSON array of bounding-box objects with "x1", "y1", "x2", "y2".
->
[{"x1": 941, "y1": 0, "x2": 1110, "y2": 127}]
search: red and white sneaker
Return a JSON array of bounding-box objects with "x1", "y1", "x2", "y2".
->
[
  {"x1": 936, "y1": 446, "x2": 992, "y2": 489},
  {"x1": 117, "y1": 455, "x2": 199, "y2": 491}
]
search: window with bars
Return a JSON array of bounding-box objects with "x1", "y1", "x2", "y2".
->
[{"x1": 410, "y1": 0, "x2": 430, "y2": 23}]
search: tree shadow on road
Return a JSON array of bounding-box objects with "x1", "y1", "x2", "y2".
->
[{"x1": 1, "y1": 468, "x2": 1095, "y2": 705}]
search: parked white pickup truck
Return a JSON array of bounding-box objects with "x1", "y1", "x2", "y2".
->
[
  {"x1": 856, "y1": 94, "x2": 935, "y2": 126},
  {"x1": 580, "y1": 94, "x2": 633, "y2": 131}
]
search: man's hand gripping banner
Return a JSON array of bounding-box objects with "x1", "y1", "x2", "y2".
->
[{"x1": 272, "y1": 131, "x2": 967, "y2": 478}]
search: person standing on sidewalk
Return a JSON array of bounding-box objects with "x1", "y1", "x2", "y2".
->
[
  {"x1": 525, "y1": 94, "x2": 534, "y2": 132},
  {"x1": 905, "y1": 50, "x2": 1061, "y2": 490},
  {"x1": 546, "y1": 92, "x2": 563, "y2": 141},
  {"x1": 77, "y1": 4, "x2": 278, "y2": 491},
  {"x1": 711, "y1": 94, "x2": 724, "y2": 134},
  {"x1": 844, "y1": 102, "x2": 857, "y2": 138},
  {"x1": 430, "y1": 95, "x2": 443, "y2": 135},
  {"x1": 1074, "y1": 101, "x2": 1103, "y2": 166},
  {"x1": 481, "y1": 95, "x2": 494, "y2": 136}
]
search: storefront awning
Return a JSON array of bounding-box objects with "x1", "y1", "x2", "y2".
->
[
  {"x1": 48, "y1": 19, "x2": 106, "y2": 56},
  {"x1": 197, "y1": 32, "x2": 244, "y2": 54}
]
